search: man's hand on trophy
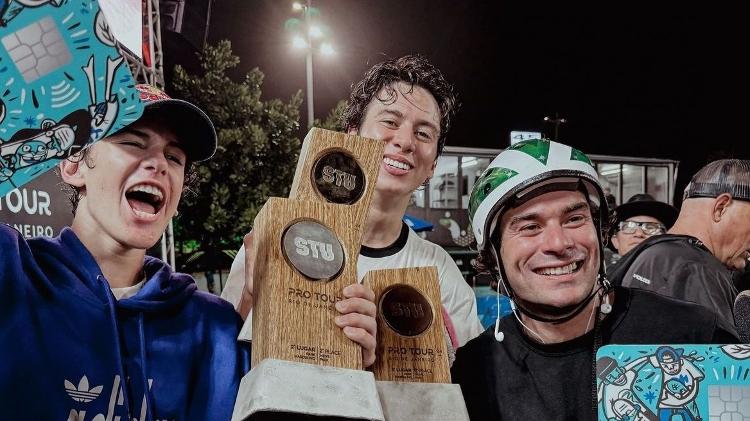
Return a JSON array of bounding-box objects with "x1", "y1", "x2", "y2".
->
[
  {"x1": 335, "y1": 284, "x2": 377, "y2": 367},
  {"x1": 238, "y1": 231, "x2": 255, "y2": 320}
]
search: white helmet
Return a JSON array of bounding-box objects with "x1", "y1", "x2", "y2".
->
[{"x1": 469, "y1": 139, "x2": 607, "y2": 255}]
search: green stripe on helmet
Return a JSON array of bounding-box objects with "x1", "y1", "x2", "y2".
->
[
  {"x1": 510, "y1": 139, "x2": 550, "y2": 165},
  {"x1": 570, "y1": 148, "x2": 594, "y2": 167},
  {"x1": 469, "y1": 167, "x2": 519, "y2": 221}
]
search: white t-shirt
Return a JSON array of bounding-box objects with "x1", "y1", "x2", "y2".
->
[
  {"x1": 111, "y1": 279, "x2": 145, "y2": 300},
  {"x1": 222, "y1": 224, "x2": 483, "y2": 346}
]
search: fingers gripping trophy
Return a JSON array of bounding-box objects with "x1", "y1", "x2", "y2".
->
[
  {"x1": 251, "y1": 128, "x2": 383, "y2": 369},
  {"x1": 232, "y1": 128, "x2": 467, "y2": 420},
  {"x1": 232, "y1": 128, "x2": 385, "y2": 420}
]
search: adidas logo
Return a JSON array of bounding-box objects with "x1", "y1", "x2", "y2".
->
[{"x1": 64, "y1": 375, "x2": 103, "y2": 403}]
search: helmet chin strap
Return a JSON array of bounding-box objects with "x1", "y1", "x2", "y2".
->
[
  {"x1": 488, "y1": 205, "x2": 613, "y2": 343},
  {"x1": 491, "y1": 245, "x2": 612, "y2": 326},
  {"x1": 513, "y1": 281, "x2": 601, "y2": 323}
]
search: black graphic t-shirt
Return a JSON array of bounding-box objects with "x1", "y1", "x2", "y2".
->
[{"x1": 451, "y1": 286, "x2": 736, "y2": 421}]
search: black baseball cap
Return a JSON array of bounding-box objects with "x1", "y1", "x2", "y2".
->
[
  {"x1": 134, "y1": 84, "x2": 217, "y2": 162},
  {"x1": 683, "y1": 159, "x2": 750, "y2": 202}
]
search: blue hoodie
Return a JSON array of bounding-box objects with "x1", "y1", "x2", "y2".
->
[{"x1": 0, "y1": 224, "x2": 250, "y2": 420}]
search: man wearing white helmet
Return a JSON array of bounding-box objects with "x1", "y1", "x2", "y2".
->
[{"x1": 451, "y1": 139, "x2": 736, "y2": 420}]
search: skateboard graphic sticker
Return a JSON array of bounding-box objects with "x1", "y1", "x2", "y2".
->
[
  {"x1": 0, "y1": 0, "x2": 143, "y2": 195},
  {"x1": 596, "y1": 344, "x2": 750, "y2": 421}
]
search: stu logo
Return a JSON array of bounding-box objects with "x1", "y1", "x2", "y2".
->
[
  {"x1": 294, "y1": 237, "x2": 335, "y2": 261},
  {"x1": 321, "y1": 165, "x2": 357, "y2": 191},
  {"x1": 389, "y1": 302, "x2": 426, "y2": 319}
]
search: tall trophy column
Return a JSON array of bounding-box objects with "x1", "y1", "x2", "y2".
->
[{"x1": 232, "y1": 128, "x2": 386, "y2": 421}]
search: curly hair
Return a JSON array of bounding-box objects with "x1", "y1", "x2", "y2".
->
[
  {"x1": 57, "y1": 148, "x2": 93, "y2": 215},
  {"x1": 341, "y1": 55, "x2": 459, "y2": 155}
]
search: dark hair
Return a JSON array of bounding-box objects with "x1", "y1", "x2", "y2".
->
[
  {"x1": 57, "y1": 148, "x2": 90, "y2": 214},
  {"x1": 627, "y1": 193, "x2": 656, "y2": 202},
  {"x1": 472, "y1": 229, "x2": 501, "y2": 288},
  {"x1": 59, "y1": 147, "x2": 197, "y2": 215},
  {"x1": 341, "y1": 55, "x2": 459, "y2": 156}
]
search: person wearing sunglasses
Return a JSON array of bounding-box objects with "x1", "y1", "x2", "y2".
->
[{"x1": 608, "y1": 193, "x2": 678, "y2": 260}]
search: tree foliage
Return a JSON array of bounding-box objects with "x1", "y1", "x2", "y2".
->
[
  {"x1": 312, "y1": 99, "x2": 347, "y2": 131},
  {"x1": 170, "y1": 40, "x2": 303, "y2": 263}
]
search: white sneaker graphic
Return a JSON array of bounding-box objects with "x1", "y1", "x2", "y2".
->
[{"x1": 64, "y1": 375, "x2": 103, "y2": 403}]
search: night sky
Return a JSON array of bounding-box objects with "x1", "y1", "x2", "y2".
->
[{"x1": 205, "y1": 1, "x2": 744, "y2": 202}]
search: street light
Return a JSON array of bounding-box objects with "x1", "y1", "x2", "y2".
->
[
  {"x1": 292, "y1": 35, "x2": 308, "y2": 49},
  {"x1": 320, "y1": 42, "x2": 335, "y2": 56},
  {"x1": 288, "y1": 0, "x2": 334, "y2": 126},
  {"x1": 543, "y1": 113, "x2": 567, "y2": 141},
  {"x1": 309, "y1": 25, "x2": 323, "y2": 38}
]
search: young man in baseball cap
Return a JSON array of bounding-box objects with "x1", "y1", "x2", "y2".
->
[{"x1": 0, "y1": 84, "x2": 314, "y2": 420}]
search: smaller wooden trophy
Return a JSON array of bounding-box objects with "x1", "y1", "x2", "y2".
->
[
  {"x1": 365, "y1": 267, "x2": 450, "y2": 383},
  {"x1": 364, "y1": 267, "x2": 470, "y2": 420}
]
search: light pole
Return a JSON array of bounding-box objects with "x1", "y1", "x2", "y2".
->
[
  {"x1": 543, "y1": 113, "x2": 567, "y2": 141},
  {"x1": 290, "y1": 1, "x2": 335, "y2": 126},
  {"x1": 304, "y1": 5, "x2": 314, "y2": 126}
]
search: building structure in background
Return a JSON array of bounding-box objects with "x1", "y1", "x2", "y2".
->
[{"x1": 407, "y1": 145, "x2": 679, "y2": 284}]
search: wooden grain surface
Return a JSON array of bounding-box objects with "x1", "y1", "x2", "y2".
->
[
  {"x1": 251, "y1": 198, "x2": 363, "y2": 370},
  {"x1": 290, "y1": 127, "x2": 383, "y2": 240},
  {"x1": 364, "y1": 266, "x2": 451, "y2": 383}
]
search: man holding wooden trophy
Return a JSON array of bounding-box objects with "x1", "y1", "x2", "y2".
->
[
  {"x1": 248, "y1": 128, "x2": 384, "y2": 371},
  {"x1": 230, "y1": 56, "x2": 475, "y2": 420}
]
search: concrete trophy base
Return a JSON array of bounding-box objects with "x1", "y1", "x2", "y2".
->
[
  {"x1": 375, "y1": 381, "x2": 470, "y2": 421},
  {"x1": 231, "y1": 358, "x2": 385, "y2": 421}
]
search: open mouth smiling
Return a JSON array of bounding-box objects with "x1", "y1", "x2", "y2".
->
[
  {"x1": 533, "y1": 260, "x2": 584, "y2": 276},
  {"x1": 125, "y1": 183, "x2": 165, "y2": 217},
  {"x1": 383, "y1": 156, "x2": 413, "y2": 171}
]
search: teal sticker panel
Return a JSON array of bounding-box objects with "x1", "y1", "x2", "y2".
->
[
  {"x1": 596, "y1": 344, "x2": 750, "y2": 421},
  {"x1": 0, "y1": 0, "x2": 143, "y2": 195}
]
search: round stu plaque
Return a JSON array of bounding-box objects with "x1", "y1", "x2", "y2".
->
[
  {"x1": 282, "y1": 220, "x2": 345, "y2": 281},
  {"x1": 312, "y1": 151, "x2": 365, "y2": 204},
  {"x1": 379, "y1": 285, "x2": 433, "y2": 337}
]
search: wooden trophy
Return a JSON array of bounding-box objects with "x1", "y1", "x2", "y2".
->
[
  {"x1": 249, "y1": 128, "x2": 384, "y2": 370},
  {"x1": 289, "y1": 128, "x2": 383, "y2": 232},
  {"x1": 365, "y1": 267, "x2": 470, "y2": 421},
  {"x1": 364, "y1": 267, "x2": 451, "y2": 383}
]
